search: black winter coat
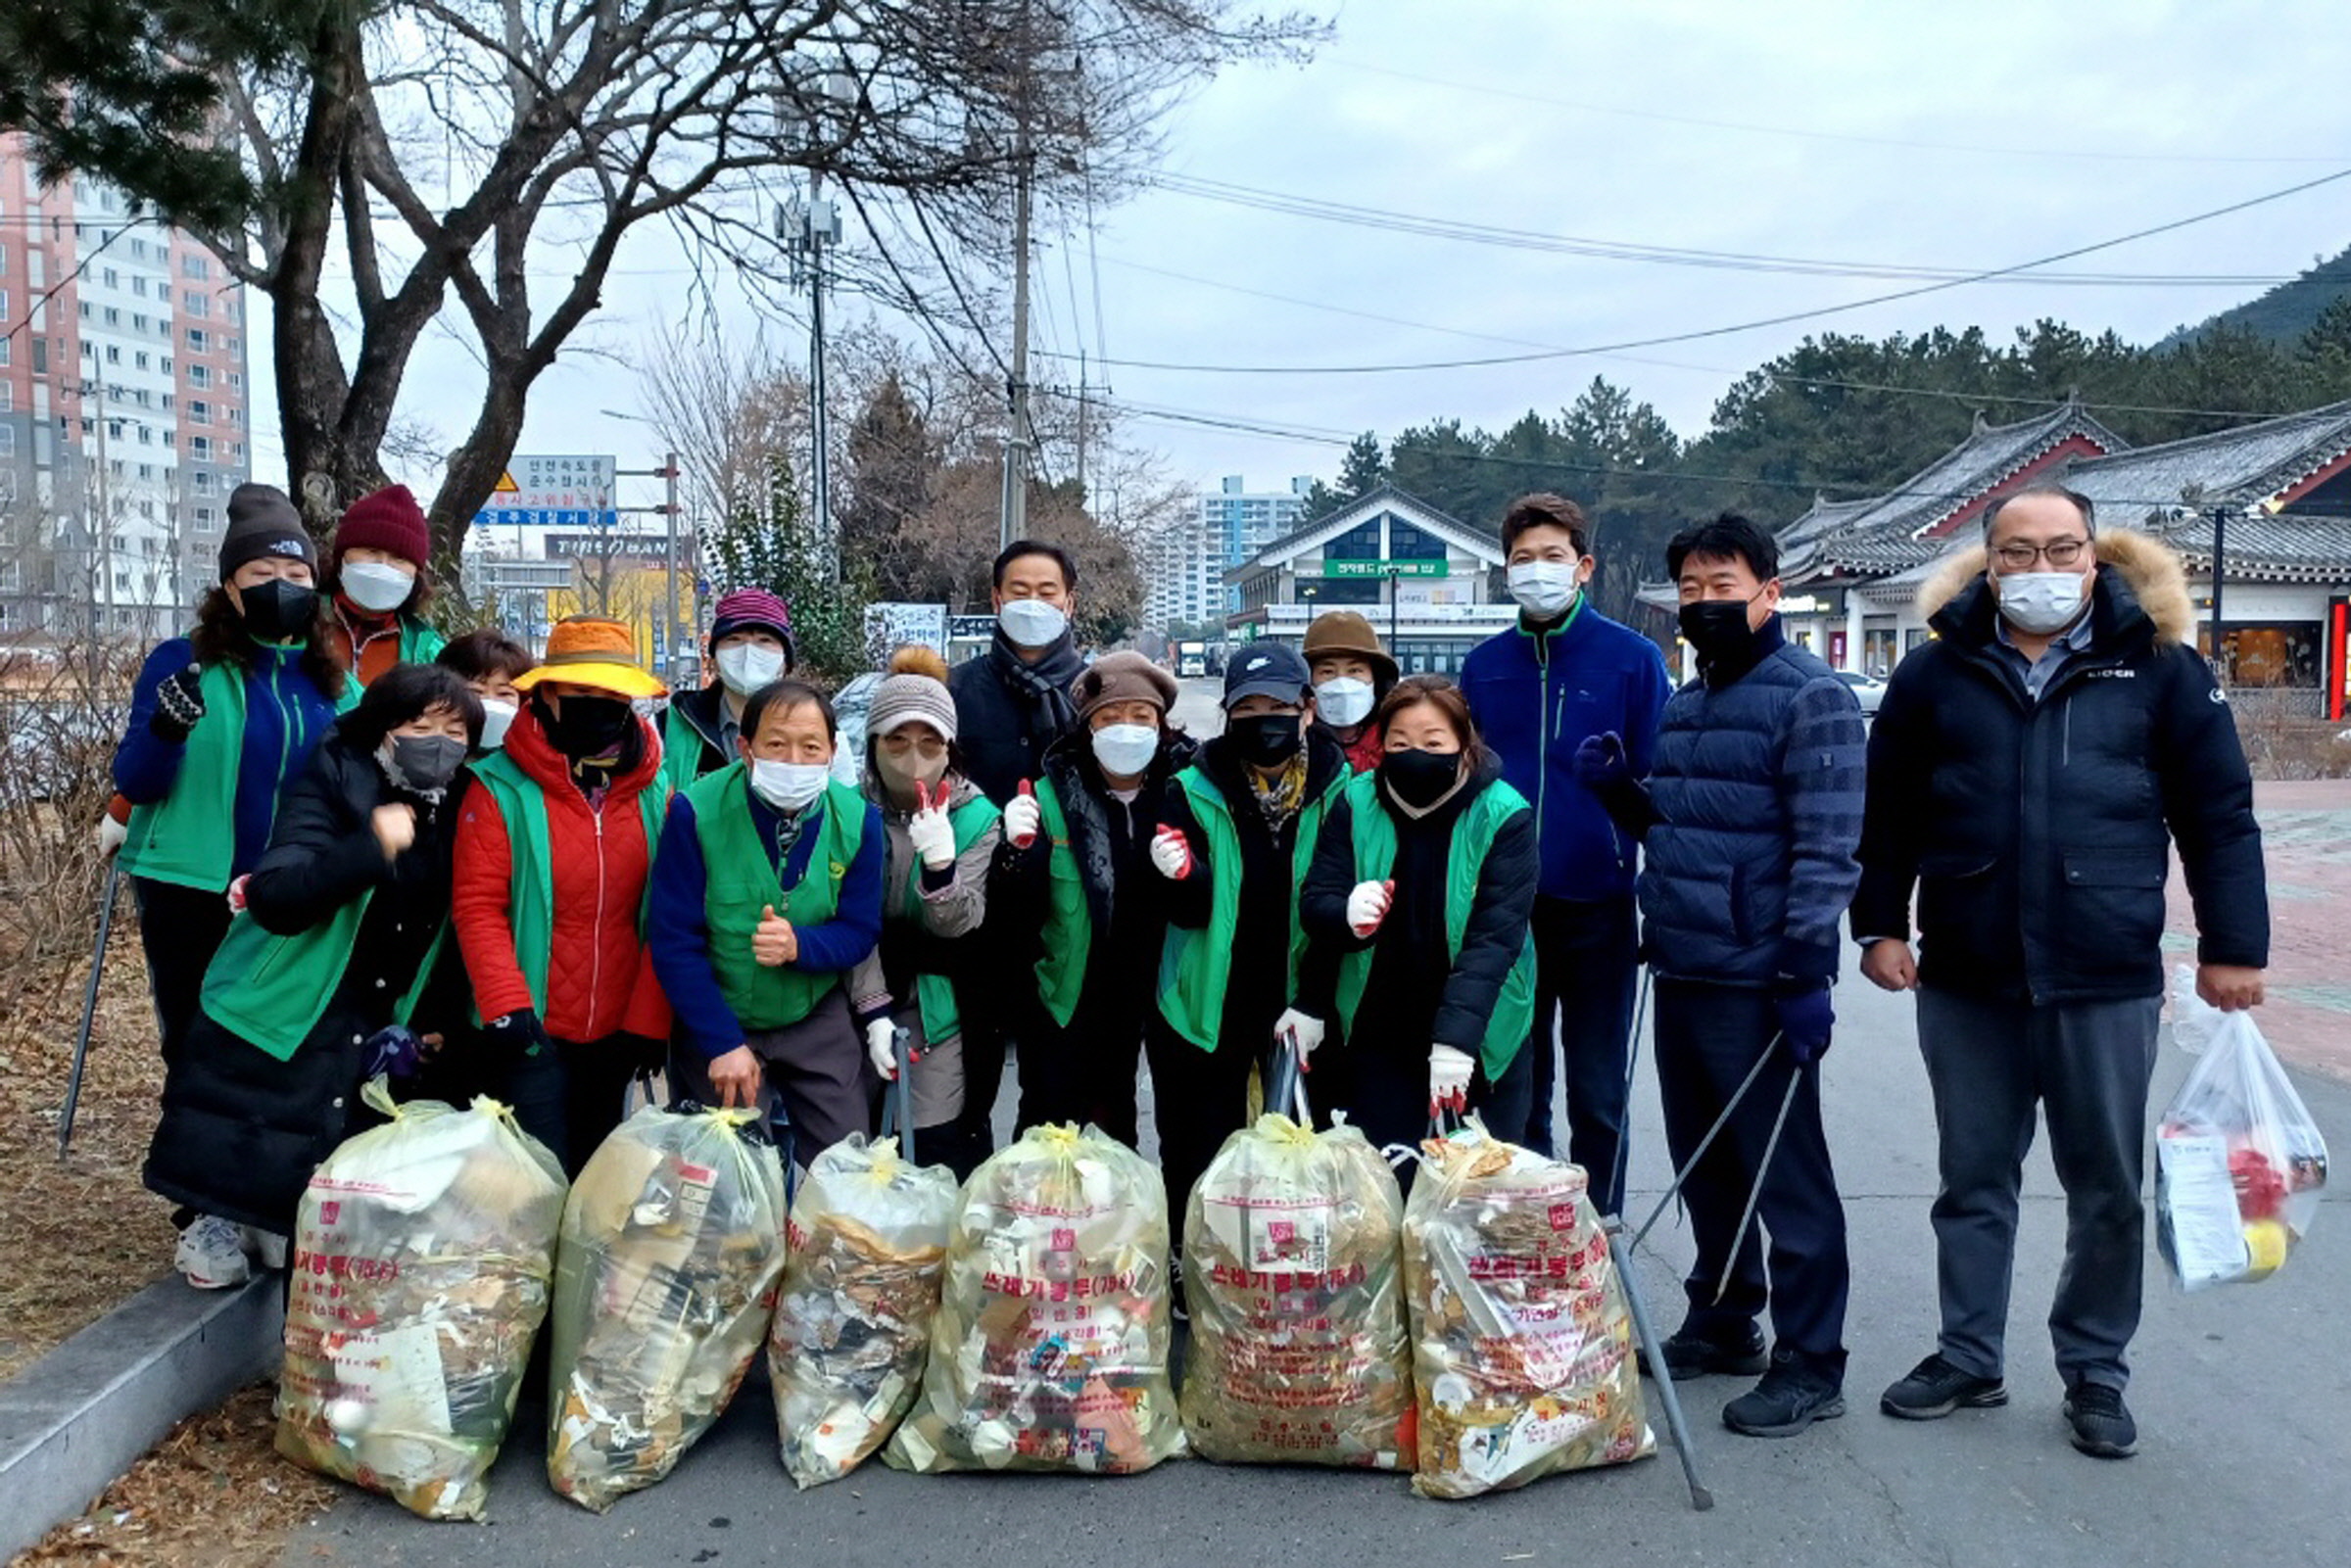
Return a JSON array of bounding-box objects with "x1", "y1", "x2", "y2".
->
[
  {"x1": 1851, "y1": 531, "x2": 2268, "y2": 1005},
  {"x1": 143, "y1": 735, "x2": 467, "y2": 1233},
  {"x1": 948, "y1": 632, "x2": 1085, "y2": 806}
]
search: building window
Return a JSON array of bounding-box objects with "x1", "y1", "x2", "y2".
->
[
  {"x1": 0, "y1": 427, "x2": 13, "y2": 458},
  {"x1": 188, "y1": 363, "x2": 209, "y2": 388},
  {"x1": 2200, "y1": 623, "x2": 2321, "y2": 689},
  {"x1": 135, "y1": 352, "x2": 150, "y2": 370},
  {"x1": 194, "y1": 506, "x2": 217, "y2": 533},
  {"x1": 1389, "y1": 521, "x2": 1445, "y2": 561},
  {"x1": 103, "y1": 307, "x2": 120, "y2": 326},
  {"x1": 187, "y1": 401, "x2": 208, "y2": 425},
  {"x1": 106, "y1": 346, "x2": 120, "y2": 364},
  {"x1": 102, "y1": 267, "x2": 118, "y2": 288},
  {"x1": 186, "y1": 328, "x2": 207, "y2": 352},
  {"x1": 182, "y1": 254, "x2": 209, "y2": 279},
  {"x1": 226, "y1": 372, "x2": 241, "y2": 391},
  {"x1": 1323, "y1": 518, "x2": 1381, "y2": 562},
  {"x1": 183, "y1": 291, "x2": 208, "y2": 316},
  {"x1": 190, "y1": 436, "x2": 211, "y2": 460}
]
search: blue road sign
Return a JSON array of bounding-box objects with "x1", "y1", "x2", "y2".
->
[{"x1": 471, "y1": 507, "x2": 621, "y2": 530}]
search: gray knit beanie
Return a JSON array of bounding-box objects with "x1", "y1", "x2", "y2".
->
[{"x1": 867, "y1": 645, "x2": 958, "y2": 743}]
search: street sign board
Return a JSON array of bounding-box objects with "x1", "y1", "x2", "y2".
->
[
  {"x1": 1322, "y1": 559, "x2": 1448, "y2": 579},
  {"x1": 866, "y1": 601, "x2": 950, "y2": 660},
  {"x1": 481, "y1": 560, "x2": 577, "y2": 592},
  {"x1": 473, "y1": 454, "x2": 619, "y2": 533},
  {"x1": 947, "y1": 615, "x2": 996, "y2": 641}
]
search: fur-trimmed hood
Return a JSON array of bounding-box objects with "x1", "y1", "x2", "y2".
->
[{"x1": 1915, "y1": 527, "x2": 2194, "y2": 646}]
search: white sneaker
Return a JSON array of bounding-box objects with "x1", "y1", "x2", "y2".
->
[
  {"x1": 240, "y1": 1225, "x2": 289, "y2": 1271},
  {"x1": 174, "y1": 1214, "x2": 253, "y2": 1290}
]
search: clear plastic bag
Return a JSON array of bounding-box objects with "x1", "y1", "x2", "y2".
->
[
  {"x1": 1180, "y1": 1112, "x2": 1414, "y2": 1468},
  {"x1": 1402, "y1": 1121, "x2": 1654, "y2": 1500},
  {"x1": 769, "y1": 1134, "x2": 957, "y2": 1488},
  {"x1": 2158, "y1": 967, "x2": 2329, "y2": 1292},
  {"x1": 884, "y1": 1122, "x2": 1182, "y2": 1474},
  {"x1": 275, "y1": 1082, "x2": 567, "y2": 1521},
  {"x1": 546, "y1": 1105, "x2": 789, "y2": 1510}
]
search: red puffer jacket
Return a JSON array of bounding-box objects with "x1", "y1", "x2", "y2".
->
[{"x1": 452, "y1": 704, "x2": 672, "y2": 1042}]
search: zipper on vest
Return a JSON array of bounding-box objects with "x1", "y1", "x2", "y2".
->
[
  {"x1": 588, "y1": 805, "x2": 607, "y2": 1029},
  {"x1": 1532, "y1": 636, "x2": 1550, "y2": 849}
]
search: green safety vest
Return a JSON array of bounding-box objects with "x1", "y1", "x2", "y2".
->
[
  {"x1": 465, "y1": 750, "x2": 668, "y2": 1020},
  {"x1": 1154, "y1": 764, "x2": 1339, "y2": 1053},
  {"x1": 200, "y1": 895, "x2": 448, "y2": 1062},
  {"x1": 895, "y1": 793, "x2": 1001, "y2": 1046},
  {"x1": 1032, "y1": 777, "x2": 1091, "y2": 1029},
  {"x1": 659, "y1": 700, "x2": 723, "y2": 795},
  {"x1": 121, "y1": 654, "x2": 319, "y2": 892},
  {"x1": 687, "y1": 763, "x2": 868, "y2": 1032},
  {"x1": 335, "y1": 615, "x2": 447, "y2": 712},
  {"x1": 1330, "y1": 771, "x2": 1537, "y2": 1078}
]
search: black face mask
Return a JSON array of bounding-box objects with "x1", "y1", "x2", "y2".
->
[
  {"x1": 385, "y1": 733, "x2": 467, "y2": 794},
  {"x1": 1227, "y1": 713, "x2": 1303, "y2": 769},
  {"x1": 536, "y1": 692, "x2": 634, "y2": 759},
  {"x1": 1380, "y1": 746, "x2": 1463, "y2": 810},
  {"x1": 1678, "y1": 598, "x2": 1759, "y2": 669},
  {"x1": 238, "y1": 578, "x2": 318, "y2": 643}
]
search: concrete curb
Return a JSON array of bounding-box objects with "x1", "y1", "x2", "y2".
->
[{"x1": 0, "y1": 1274, "x2": 282, "y2": 1561}]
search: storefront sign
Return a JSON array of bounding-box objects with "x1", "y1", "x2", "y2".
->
[{"x1": 1323, "y1": 559, "x2": 1449, "y2": 579}]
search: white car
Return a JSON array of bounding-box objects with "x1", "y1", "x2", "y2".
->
[{"x1": 1836, "y1": 670, "x2": 1888, "y2": 715}]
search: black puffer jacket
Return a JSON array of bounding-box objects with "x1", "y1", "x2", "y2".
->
[
  {"x1": 948, "y1": 632, "x2": 1085, "y2": 805},
  {"x1": 143, "y1": 733, "x2": 467, "y2": 1232},
  {"x1": 1852, "y1": 530, "x2": 2268, "y2": 1005}
]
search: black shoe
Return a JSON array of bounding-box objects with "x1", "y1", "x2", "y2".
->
[
  {"x1": 1723, "y1": 1349, "x2": 1846, "y2": 1438},
  {"x1": 1641, "y1": 1323, "x2": 1770, "y2": 1381},
  {"x1": 2064, "y1": 1382, "x2": 2136, "y2": 1458},
  {"x1": 1881, "y1": 1353, "x2": 2009, "y2": 1420}
]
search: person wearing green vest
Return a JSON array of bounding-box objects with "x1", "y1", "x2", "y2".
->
[
  {"x1": 114, "y1": 483, "x2": 347, "y2": 1091},
  {"x1": 842, "y1": 647, "x2": 1002, "y2": 1177},
  {"x1": 142, "y1": 664, "x2": 482, "y2": 1284},
  {"x1": 1148, "y1": 641, "x2": 1351, "y2": 1238},
  {"x1": 993, "y1": 651, "x2": 1194, "y2": 1149},
  {"x1": 1295, "y1": 676, "x2": 1539, "y2": 1160},
  {"x1": 648, "y1": 679, "x2": 885, "y2": 1168},
  {"x1": 323, "y1": 483, "x2": 447, "y2": 689},
  {"x1": 452, "y1": 616, "x2": 675, "y2": 1174},
  {"x1": 658, "y1": 587, "x2": 796, "y2": 791}
]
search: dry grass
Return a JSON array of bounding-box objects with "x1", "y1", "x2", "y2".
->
[
  {"x1": 10, "y1": 1382, "x2": 337, "y2": 1568},
  {"x1": 2235, "y1": 710, "x2": 2351, "y2": 782}
]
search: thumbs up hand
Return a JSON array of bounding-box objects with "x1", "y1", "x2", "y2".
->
[
  {"x1": 1002, "y1": 779, "x2": 1041, "y2": 850},
  {"x1": 752, "y1": 902, "x2": 798, "y2": 967}
]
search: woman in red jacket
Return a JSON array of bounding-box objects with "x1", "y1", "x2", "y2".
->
[{"x1": 452, "y1": 616, "x2": 672, "y2": 1172}]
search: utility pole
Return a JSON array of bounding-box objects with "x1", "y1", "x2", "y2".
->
[
  {"x1": 999, "y1": 7, "x2": 1034, "y2": 551},
  {"x1": 664, "y1": 451, "x2": 682, "y2": 678},
  {"x1": 783, "y1": 183, "x2": 842, "y2": 583},
  {"x1": 2208, "y1": 502, "x2": 2229, "y2": 683}
]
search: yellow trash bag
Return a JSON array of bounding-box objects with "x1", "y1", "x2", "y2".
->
[
  {"x1": 769, "y1": 1134, "x2": 958, "y2": 1488},
  {"x1": 885, "y1": 1122, "x2": 1182, "y2": 1474},
  {"x1": 546, "y1": 1104, "x2": 789, "y2": 1511},
  {"x1": 1180, "y1": 1112, "x2": 1414, "y2": 1468},
  {"x1": 275, "y1": 1082, "x2": 566, "y2": 1521},
  {"x1": 1403, "y1": 1121, "x2": 1655, "y2": 1499}
]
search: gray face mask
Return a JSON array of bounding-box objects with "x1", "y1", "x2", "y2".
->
[{"x1": 383, "y1": 733, "x2": 467, "y2": 795}]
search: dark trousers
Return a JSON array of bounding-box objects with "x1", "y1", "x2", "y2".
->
[
  {"x1": 1016, "y1": 1006, "x2": 1145, "y2": 1151},
  {"x1": 1336, "y1": 1038, "x2": 1535, "y2": 1183},
  {"x1": 1654, "y1": 978, "x2": 1848, "y2": 1374},
  {"x1": 1524, "y1": 894, "x2": 1640, "y2": 1212},
  {"x1": 504, "y1": 1031, "x2": 648, "y2": 1179},
  {"x1": 1144, "y1": 1013, "x2": 1262, "y2": 1229},
  {"x1": 1915, "y1": 986, "x2": 2161, "y2": 1392},
  {"x1": 670, "y1": 989, "x2": 875, "y2": 1171},
  {"x1": 133, "y1": 877, "x2": 233, "y2": 1069}
]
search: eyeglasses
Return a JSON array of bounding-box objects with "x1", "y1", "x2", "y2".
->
[
  {"x1": 1992, "y1": 539, "x2": 2088, "y2": 570},
  {"x1": 879, "y1": 732, "x2": 947, "y2": 761}
]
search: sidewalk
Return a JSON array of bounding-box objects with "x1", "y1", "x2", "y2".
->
[{"x1": 2168, "y1": 780, "x2": 2351, "y2": 1081}]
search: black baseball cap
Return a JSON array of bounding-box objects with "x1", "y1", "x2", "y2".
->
[{"x1": 1223, "y1": 641, "x2": 1311, "y2": 708}]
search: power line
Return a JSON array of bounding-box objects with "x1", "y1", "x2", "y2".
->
[{"x1": 2, "y1": 217, "x2": 162, "y2": 344}]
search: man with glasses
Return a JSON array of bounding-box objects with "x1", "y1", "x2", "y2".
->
[{"x1": 1855, "y1": 483, "x2": 2268, "y2": 1460}]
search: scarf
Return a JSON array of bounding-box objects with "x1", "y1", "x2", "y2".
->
[
  {"x1": 991, "y1": 631, "x2": 1080, "y2": 735},
  {"x1": 1246, "y1": 750, "x2": 1309, "y2": 832}
]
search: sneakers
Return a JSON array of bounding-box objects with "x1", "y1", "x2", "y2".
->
[
  {"x1": 1643, "y1": 1322, "x2": 1770, "y2": 1381},
  {"x1": 173, "y1": 1214, "x2": 252, "y2": 1290},
  {"x1": 1722, "y1": 1348, "x2": 1846, "y2": 1437},
  {"x1": 2063, "y1": 1381, "x2": 2137, "y2": 1458},
  {"x1": 1881, "y1": 1353, "x2": 2008, "y2": 1420}
]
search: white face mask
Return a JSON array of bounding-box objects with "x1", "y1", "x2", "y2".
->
[
  {"x1": 715, "y1": 641, "x2": 787, "y2": 696},
  {"x1": 1090, "y1": 722, "x2": 1160, "y2": 779},
  {"x1": 749, "y1": 758, "x2": 830, "y2": 813},
  {"x1": 477, "y1": 697, "x2": 517, "y2": 750},
  {"x1": 1313, "y1": 677, "x2": 1376, "y2": 729},
  {"x1": 1995, "y1": 569, "x2": 2090, "y2": 636},
  {"x1": 998, "y1": 597, "x2": 1069, "y2": 649},
  {"x1": 341, "y1": 559, "x2": 417, "y2": 614},
  {"x1": 1507, "y1": 560, "x2": 1580, "y2": 619}
]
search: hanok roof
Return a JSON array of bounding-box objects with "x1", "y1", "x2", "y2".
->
[{"x1": 2055, "y1": 399, "x2": 2351, "y2": 524}]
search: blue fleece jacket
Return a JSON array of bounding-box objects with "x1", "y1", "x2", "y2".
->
[
  {"x1": 1460, "y1": 603, "x2": 1670, "y2": 902},
  {"x1": 647, "y1": 787, "x2": 886, "y2": 1059},
  {"x1": 112, "y1": 637, "x2": 339, "y2": 880}
]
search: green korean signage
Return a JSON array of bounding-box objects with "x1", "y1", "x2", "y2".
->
[{"x1": 1322, "y1": 559, "x2": 1449, "y2": 579}]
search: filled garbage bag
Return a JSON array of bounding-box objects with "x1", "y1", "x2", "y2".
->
[
  {"x1": 1180, "y1": 1112, "x2": 1413, "y2": 1468},
  {"x1": 276, "y1": 1082, "x2": 566, "y2": 1521},
  {"x1": 2158, "y1": 967, "x2": 2329, "y2": 1292},
  {"x1": 769, "y1": 1134, "x2": 958, "y2": 1488},
  {"x1": 1402, "y1": 1122, "x2": 1654, "y2": 1499},
  {"x1": 546, "y1": 1104, "x2": 789, "y2": 1510},
  {"x1": 885, "y1": 1122, "x2": 1182, "y2": 1474}
]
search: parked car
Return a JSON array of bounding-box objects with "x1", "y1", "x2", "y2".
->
[{"x1": 1835, "y1": 669, "x2": 1888, "y2": 716}]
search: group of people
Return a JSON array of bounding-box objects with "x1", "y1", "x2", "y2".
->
[{"x1": 111, "y1": 477, "x2": 2267, "y2": 1465}]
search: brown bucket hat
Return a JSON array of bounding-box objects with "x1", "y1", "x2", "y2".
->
[{"x1": 1301, "y1": 609, "x2": 1399, "y2": 686}]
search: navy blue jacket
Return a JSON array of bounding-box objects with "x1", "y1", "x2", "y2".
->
[
  {"x1": 1461, "y1": 604, "x2": 1669, "y2": 904},
  {"x1": 647, "y1": 788, "x2": 886, "y2": 1059},
  {"x1": 1638, "y1": 620, "x2": 1866, "y2": 987}
]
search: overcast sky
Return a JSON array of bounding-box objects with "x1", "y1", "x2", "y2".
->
[{"x1": 254, "y1": 0, "x2": 2351, "y2": 519}]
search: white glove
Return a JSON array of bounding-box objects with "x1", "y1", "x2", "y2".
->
[
  {"x1": 1150, "y1": 825, "x2": 1193, "y2": 880},
  {"x1": 1429, "y1": 1044, "x2": 1474, "y2": 1116},
  {"x1": 906, "y1": 779, "x2": 956, "y2": 871},
  {"x1": 1273, "y1": 1007, "x2": 1324, "y2": 1067},
  {"x1": 96, "y1": 813, "x2": 128, "y2": 859},
  {"x1": 1003, "y1": 780, "x2": 1041, "y2": 849},
  {"x1": 866, "y1": 1018, "x2": 900, "y2": 1081},
  {"x1": 1346, "y1": 879, "x2": 1394, "y2": 937}
]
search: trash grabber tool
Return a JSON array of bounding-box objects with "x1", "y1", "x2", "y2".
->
[
  {"x1": 1712, "y1": 1064, "x2": 1805, "y2": 1307},
  {"x1": 58, "y1": 859, "x2": 122, "y2": 1160},
  {"x1": 1606, "y1": 1212, "x2": 1714, "y2": 1510},
  {"x1": 877, "y1": 1023, "x2": 917, "y2": 1165},
  {"x1": 1604, "y1": 965, "x2": 1655, "y2": 1220},
  {"x1": 1628, "y1": 1032, "x2": 1783, "y2": 1253},
  {"x1": 1264, "y1": 1030, "x2": 1309, "y2": 1127}
]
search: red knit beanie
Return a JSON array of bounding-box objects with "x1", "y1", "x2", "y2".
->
[{"x1": 334, "y1": 484, "x2": 431, "y2": 568}]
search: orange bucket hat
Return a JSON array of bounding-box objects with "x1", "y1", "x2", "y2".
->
[{"x1": 512, "y1": 615, "x2": 668, "y2": 700}]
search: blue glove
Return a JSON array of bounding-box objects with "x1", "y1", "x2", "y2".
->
[
  {"x1": 1772, "y1": 984, "x2": 1834, "y2": 1065},
  {"x1": 361, "y1": 1025, "x2": 423, "y2": 1080},
  {"x1": 1573, "y1": 731, "x2": 1630, "y2": 790}
]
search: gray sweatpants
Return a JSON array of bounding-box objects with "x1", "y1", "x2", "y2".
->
[
  {"x1": 669, "y1": 988, "x2": 876, "y2": 1170},
  {"x1": 1915, "y1": 986, "x2": 2161, "y2": 1392}
]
